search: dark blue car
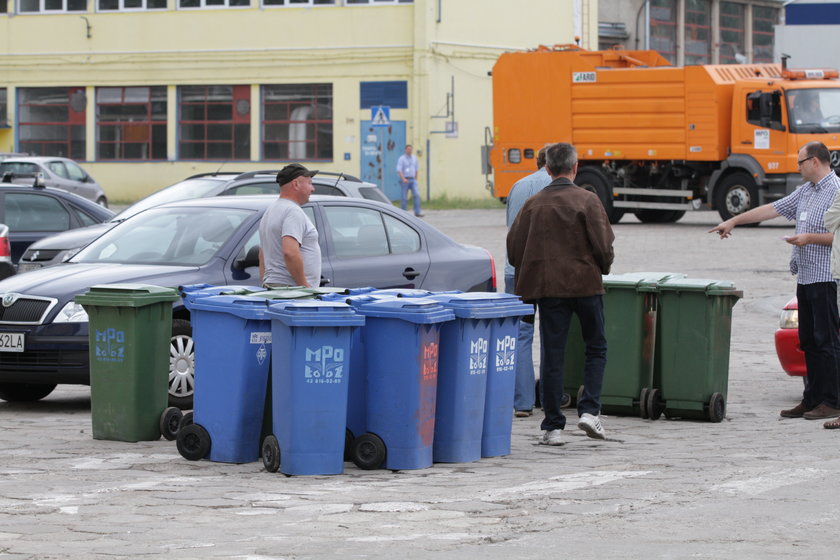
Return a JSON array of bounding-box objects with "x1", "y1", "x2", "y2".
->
[{"x1": 0, "y1": 195, "x2": 495, "y2": 407}]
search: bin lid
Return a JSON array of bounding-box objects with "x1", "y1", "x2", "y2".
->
[
  {"x1": 354, "y1": 297, "x2": 455, "y2": 324},
  {"x1": 369, "y1": 288, "x2": 431, "y2": 298},
  {"x1": 657, "y1": 277, "x2": 743, "y2": 297},
  {"x1": 246, "y1": 289, "x2": 316, "y2": 300},
  {"x1": 266, "y1": 300, "x2": 365, "y2": 327},
  {"x1": 188, "y1": 294, "x2": 274, "y2": 320},
  {"x1": 603, "y1": 272, "x2": 687, "y2": 292},
  {"x1": 75, "y1": 283, "x2": 179, "y2": 308},
  {"x1": 424, "y1": 292, "x2": 526, "y2": 319},
  {"x1": 178, "y1": 283, "x2": 263, "y2": 311}
]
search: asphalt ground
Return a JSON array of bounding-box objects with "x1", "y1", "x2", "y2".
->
[{"x1": 2, "y1": 208, "x2": 838, "y2": 560}]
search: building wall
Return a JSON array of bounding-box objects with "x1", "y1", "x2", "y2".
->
[
  {"x1": 775, "y1": 0, "x2": 840, "y2": 70},
  {"x1": 1, "y1": 0, "x2": 592, "y2": 202}
]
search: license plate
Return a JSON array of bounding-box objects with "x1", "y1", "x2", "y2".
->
[
  {"x1": 0, "y1": 333, "x2": 25, "y2": 352},
  {"x1": 17, "y1": 262, "x2": 42, "y2": 273}
]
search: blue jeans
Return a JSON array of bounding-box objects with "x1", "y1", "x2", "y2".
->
[
  {"x1": 505, "y1": 274, "x2": 535, "y2": 411},
  {"x1": 797, "y1": 282, "x2": 840, "y2": 409},
  {"x1": 538, "y1": 295, "x2": 607, "y2": 431},
  {"x1": 400, "y1": 178, "x2": 422, "y2": 216}
]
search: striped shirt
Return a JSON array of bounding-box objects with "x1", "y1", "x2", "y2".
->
[{"x1": 773, "y1": 171, "x2": 840, "y2": 284}]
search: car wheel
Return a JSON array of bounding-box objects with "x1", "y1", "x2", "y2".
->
[
  {"x1": 96, "y1": 196, "x2": 108, "y2": 208},
  {"x1": 0, "y1": 382, "x2": 57, "y2": 402},
  {"x1": 169, "y1": 319, "x2": 195, "y2": 410}
]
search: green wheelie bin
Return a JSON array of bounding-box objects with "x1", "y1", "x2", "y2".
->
[
  {"x1": 562, "y1": 272, "x2": 685, "y2": 417},
  {"x1": 647, "y1": 278, "x2": 742, "y2": 423},
  {"x1": 76, "y1": 284, "x2": 181, "y2": 442}
]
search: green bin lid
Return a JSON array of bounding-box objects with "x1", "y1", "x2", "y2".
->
[
  {"x1": 247, "y1": 289, "x2": 316, "y2": 300},
  {"x1": 603, "y1": 272, "x2": 687, "y2": 292},
  {"x1": 657, "y1": 277, "x2": 742, "y2": 297},
  {"x1": 75, "y1": 283, "x2": 179, "y2": 308}
]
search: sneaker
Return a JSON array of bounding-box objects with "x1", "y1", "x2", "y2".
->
[
  {"x1": 514, "y1": 409, "x2": 532, "y2": 418},
  {"x1": 415, "y1": 213, "x2": 425, "y2": 218},
  {"x1": 577, "y1": 413, "x2": 606, "y2": 440},
  {"x1": 541, "y1": 429, "x2": 564, "y2": 446}
]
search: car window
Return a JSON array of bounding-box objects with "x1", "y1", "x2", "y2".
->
[
  {"x1": 48, "y1": 161, "x2": 69, "y2": 179},
  {"x1": 115, "y1": 177, "x2": 227, "y2": 221},
  {"x1": 324, "y1": 206, "x2": 388, "y2": 258},
  {"x1": 64, "y1": 161, "x2": 88, "y2": 181},
  {"x1": 383, "y1": 213, "x2": 421, "y2": 254},
  {"x1": 314, "y1": 184, "x2": 346, "y2": 197},
  {"x1": 359, "y1": 186, "x2": 390, "y2": 203},
  {"x1": 72, "y1": 207, "x2": 100, "y2": 227},
  {"x1": 75, "y1": 206, "x2": 252, "y2": 265},
  {"x1": 4, "y1": 193, "x2": 71, "y2": 232},
  {"x1": 224, "y1": 182, "x2": 278, "y2": 196},
  {"x1": 0, "y1": 162, "x2": 39, "y2": 177}
]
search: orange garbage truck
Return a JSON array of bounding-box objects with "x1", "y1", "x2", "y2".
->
[{"x1": 485, "y1": 45, "x2": 840, "y2": 223}]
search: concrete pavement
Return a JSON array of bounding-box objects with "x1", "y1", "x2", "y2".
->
[{"x1": 1, "y1": 209, "x2": 837, "y2": 559}]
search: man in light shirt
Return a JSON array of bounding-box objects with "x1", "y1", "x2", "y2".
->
[{"x1": 396, "y1": 144, "x2": 423, "y2": 217}]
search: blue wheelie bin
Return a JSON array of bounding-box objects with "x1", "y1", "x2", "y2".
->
[
  {"x1": 178, "y1": 283, "x2": 263, "y2": 310},
  {"x1": 423, "y1": 293, "x2": 507, "y2": 463},
  {"x1": 176, "y1": 294, "x2": 274, "y2": 463},
  {"x1": 348, "y1": 298, "x2": 454, "y2": 471},
  {"x1": 263, "y1": 300, "x2": 364, "y2": 476},
  {"x1": 482, "y1": 296, "x2": 534, "y2": 458}
]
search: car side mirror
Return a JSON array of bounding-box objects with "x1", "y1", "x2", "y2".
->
[{"x1": 234, "y1": 245, "x2": 260, "y2": 270}]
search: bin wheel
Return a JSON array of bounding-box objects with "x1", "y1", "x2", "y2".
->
[
  {"x1": 352, "y1": 433, "x2": 387, "y2": 470},
  {"x1": 560, "y1": 392, "x2": 572, "y2": 409},
  {"x1": 179, "y1": 411, "x2": 194, "y2": 430},
  {"x1": 160, "y1": 407, "x2": 183, "y2": 441},
  {"x1": 262, "y1": 435, "x2": 281, "y2": 473},
  {"x1": 344, "y1": 429, "x2": 355, "y2": 462},
  {"x1": 176, "y1": 423, "x2": 211, "y2": 461},
  {"x1": 639, "y1": 388, "x2": 650, "y2": 419},
  {"x1": 647, "y1": 388, "x2": 665, "y2": 421},
  {"x1": 708, "y1": 392, "x2": 726, "y2": 423}
]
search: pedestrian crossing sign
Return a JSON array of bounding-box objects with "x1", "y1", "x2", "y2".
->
[{"x1": 371, "y1": 105, "x2": 391, "y2": 127}]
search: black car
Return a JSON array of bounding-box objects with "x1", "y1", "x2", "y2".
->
[
  {"x1": 0, "y1": 195, "x2": 495, "y2": 408},
  {"x1": 0, "y1": 183, "x2": 115, "y2": 264},
  {"x1": 18, "y1": 170, "x2": 389, "y2": 271}
]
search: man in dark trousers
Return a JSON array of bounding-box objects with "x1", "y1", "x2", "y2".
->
[{"x1": 506, "y1": 142, "x2": 615, "y2": 446}]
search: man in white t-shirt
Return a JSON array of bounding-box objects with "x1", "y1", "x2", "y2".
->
[{"x1": 259, "y1": 163, "x2": 322, "y2": 288}]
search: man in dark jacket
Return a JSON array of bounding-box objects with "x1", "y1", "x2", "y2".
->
[{"x1": 506, "y1": 142, "x2": 615, "y2": 446}]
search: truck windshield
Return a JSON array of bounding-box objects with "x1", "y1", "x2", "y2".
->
[{"x1": 788, "y1": 88, "x2": 840, "y2": 133}]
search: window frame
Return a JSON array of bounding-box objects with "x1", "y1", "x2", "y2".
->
[
  {"x1": 178, "y1": 85, "x2": 251, "y2": 161},
  {"x1": 95, "y1": 86, "x2": 167, "y2": 161},
  {"x1": 261, "y1": 83, "x2": 333, "y2": 162},
  {"x1": 17, "y1": 87, "x2": 87, "y2": 160},
  {"x1": 262, "y1": 0, "x2": 334, "y2": 6},
  {"x1": 16, "y1": 0, "x2": 87, "y2": 12},
  {"x1": 96, "y1": 0, "x2": 167, "y2": 12},
  {"x1": 177, "y1": 0, "x2": 249, "y2": 9}
]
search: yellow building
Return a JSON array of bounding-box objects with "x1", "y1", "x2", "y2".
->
[{"x1": 0, "y1": 0, "x2": 595, "y2": 202}]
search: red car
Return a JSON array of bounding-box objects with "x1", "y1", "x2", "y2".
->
[{"x1": 774, "y1": 297, "x2": 806, "y2": 378}]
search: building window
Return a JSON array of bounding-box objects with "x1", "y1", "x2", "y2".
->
[
  {"x1": 360, "y1": 81, "x2": 408, "y2": 109},
  {"x1": 719, "y1": 2, "x2": 746, "y2": 64},
  {"x1": 97, "y1": 0, "x2": 165, "y2": 10},
  {"x1": 96, "y1": 86, "x2": 167, "y2": 160},
  {"x1": 178, "y1": 85, "x2": 250, "y2": 160},
  {"x1": 263, "y1": 0, "x2": 333, "y2": 5},
  {"x1": 262, "y1": 84, "x2": 332, "y2": 161},
  {"x1": 649, "y1": 0, "x2": 677, "y2": 64},
  {"x1": 178, "y1": 0, "x2": 248, "y2": 8},
  {"x1": 753, "y1": 5, "x2": 778, "y2": 63},
  {"x1": 0, "y1": 89, "x2": 7, "y2": 126},
  {"x1": 18, "y1": 0, "x2": 86, "y2": 11},
  {"x1": 345, "y1": 0, "x2": 412, "y2": 4},
  {"x1": 685, "y1": 0, "x2": 711, "y2": 65},
  {"x1": 1, "y1": 0, "x2": 8, "y2": 13},
  {"x1": 18, "y1": 87, "x2": 86, "y2": 159}
]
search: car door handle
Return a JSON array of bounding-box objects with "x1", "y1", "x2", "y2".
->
[{"x1": 403, "y1": 268, "x2": 420, "y2": 280}]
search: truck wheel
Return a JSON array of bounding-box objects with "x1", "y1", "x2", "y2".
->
[
  {"x1": 576, "y1": 167, "x2": 624, "y2": 224},
  {"x1": 634, "y1": 210, "x2": 685, "y2": 223},
  {"x1": 715, "y1": 172, "x2": 759, "y2": 223}
]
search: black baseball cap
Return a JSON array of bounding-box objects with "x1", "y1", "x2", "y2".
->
[{"x1": 276, "y1": 163, "x2": 318, "y2": 186}]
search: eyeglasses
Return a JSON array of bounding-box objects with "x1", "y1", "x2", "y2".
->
[{"x1": 798, "y1": 156, "x2": 815, "y2": 166}]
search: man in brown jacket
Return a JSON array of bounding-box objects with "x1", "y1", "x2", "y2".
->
[{"x1": 506, "y1": 142, "x2": 615, "y2": 446}]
